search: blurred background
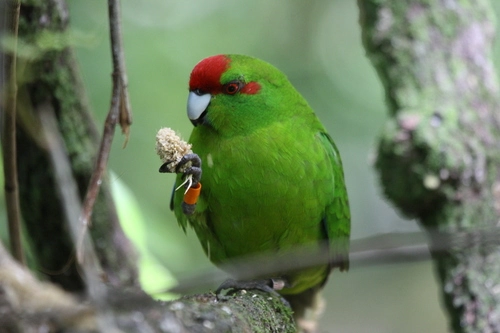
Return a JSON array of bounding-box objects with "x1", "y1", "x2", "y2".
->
[{"x1": 3, "y1": 0, "x2": 500, "y2": 332}]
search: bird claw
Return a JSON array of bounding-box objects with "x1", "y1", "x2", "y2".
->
[
  {"x1": 215, "y1": 278, "x2": 290, "y2": 307},
  {"x1": 176, "y1": 153, "x2": 202, "y2": 186},
  {"x1": 159, "y1": 153, "x2": 202, "y2": 186}
]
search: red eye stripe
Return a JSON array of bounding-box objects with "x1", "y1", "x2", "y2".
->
[
  {"x1": 189, "y1": 55, "x2": 230, "y2": 94},
  {"x1": 221, "y1": 80, "x2": 261, "y2": 95},
  {"x1": 240, "y1": 81, "x2": 261, "y2": 95}
]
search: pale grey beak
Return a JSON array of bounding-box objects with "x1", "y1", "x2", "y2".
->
[{"x1": 187, "y1": 91, "x2": 211, "y2": 123}]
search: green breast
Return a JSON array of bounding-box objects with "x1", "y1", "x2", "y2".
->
[{"x1": 182, "y1": 118, "x2": 338, "y2": 293}]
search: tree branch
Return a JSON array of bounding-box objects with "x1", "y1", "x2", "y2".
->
[
  {"x1": 79, "y1": 0, "x2": 133, "y2": 262},
  {"x1": 38, "y1": 103, "x2": 121, "y2": 332},
  {"x1": 169, "y1": 228, "x2": 500, "y2": 295},
  {"x1": 1, "y1": 0, "x2": 24, "y2": 265},
  {"x1": 0, "y1": 240, "x2": 96, "y2": 331},
  {"x1": 0, "y1": 237, "x2": 295, "y2": 332}
]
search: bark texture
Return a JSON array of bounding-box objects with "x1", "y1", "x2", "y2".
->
[
  {"x1": 0, "y1": 241, "x2": 296, "y2": 333},
  {"x1": 358, "y1": 0, "x2": 500, "y2": 332},
  {"x1": 15, "y1": 0, "x2": 137, "y2": 290}
]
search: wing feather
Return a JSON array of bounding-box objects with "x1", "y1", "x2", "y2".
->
[{"x1": 318, "y1": 132, "x2": 351, "y2": 271}]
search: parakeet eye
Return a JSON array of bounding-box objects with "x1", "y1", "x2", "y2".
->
[{"x1": 223, "y1": 80, "x2": 243, "y2": 95}]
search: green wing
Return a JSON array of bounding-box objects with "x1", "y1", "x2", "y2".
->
[
  {"x1": 318, "y1": 132, "x2": 351, "y2": 271},
  {"x1": 170, "y1": 173, "x2": 223, "y2": 260}
]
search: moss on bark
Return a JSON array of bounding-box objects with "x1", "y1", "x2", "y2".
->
[
  {"x1": 358, "y1": 0, "x2": 500, "y2": 332},
  {"x1": 16, "y1": 0, "x2": 138, "y2": 290}
]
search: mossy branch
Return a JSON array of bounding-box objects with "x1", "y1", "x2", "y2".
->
[{"x1": 0, "y1": 239, "x2": 295, "y2": 332}]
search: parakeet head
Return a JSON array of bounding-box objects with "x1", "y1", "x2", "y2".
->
[{"x1": 187, "y1": 54, "x2": 305, "y2": 136}]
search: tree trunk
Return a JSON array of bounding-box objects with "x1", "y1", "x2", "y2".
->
[
  {"x1": 358, "y1": 0, "x2": 500, "y2": 332},
  {"x1": 15, "y1": 0, "x2": 137, "y2": 290}
]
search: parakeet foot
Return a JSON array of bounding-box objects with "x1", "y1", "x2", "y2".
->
[
  {"x1": 215, "y1": 278, "x2": 290, "y2": 307},
  {"x1": 176, "y1": 153, "x2": 202, "y2": 186},
  {"x1": 159, "y1": 153, "x2": 202, "y2": 186}
]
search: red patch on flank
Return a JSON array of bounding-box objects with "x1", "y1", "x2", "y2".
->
[
  {"x1": 189, "y1": 55, "x2": 230, "y2": 94},
  {"x1": 240, "y1": 81, "x2": 261, "y2": 95}
]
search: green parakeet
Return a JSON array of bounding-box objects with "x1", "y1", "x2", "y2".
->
[{"x1": 169, "y1": 54, "x2": 350, "y2": 328}]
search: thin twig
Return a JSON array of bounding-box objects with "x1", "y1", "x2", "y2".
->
[
  {"x1": 168, "y1": 232, "x2": 430, "y2": 294},
  {"x1": 78, "y1": 0, "x2": 132, "y2": 262},
  {"x1": 2, "y1": 0, "x2": 24, "y2": 265},
  {"x1": 38, "y1": 102, "x2": 121, "y2": 333},
  {"x1": 108, "y1": 0, "x2": 132, "y2": 141},
  {"x1": 110, "y1": 0, "x2": 132, "y2": 144},
  {"x1": 167, "y1": 227, "x2": 500, "y2": 294}
]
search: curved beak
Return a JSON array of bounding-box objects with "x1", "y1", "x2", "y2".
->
[{"x1": 187, "y1": 91, "x2": 211, "y2": 126}]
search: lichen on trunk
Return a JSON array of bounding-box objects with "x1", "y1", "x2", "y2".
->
[{"x1": 358, "y1": 0, "x2": 500, "y2": 332}]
